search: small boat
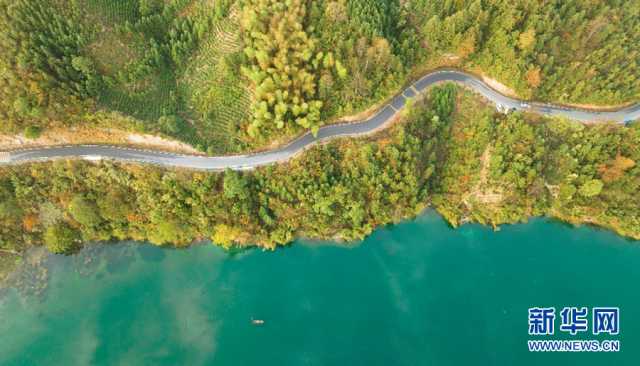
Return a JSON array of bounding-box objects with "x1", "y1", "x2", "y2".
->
[{"x1": 251, "y1": 318, "x2": 265, "y2": 325}]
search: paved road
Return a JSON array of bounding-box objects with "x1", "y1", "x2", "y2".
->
[{"x1": 2, "y1": 70, "x2": 639, "y2": 170}]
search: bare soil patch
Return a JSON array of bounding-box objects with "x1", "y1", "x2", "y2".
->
[{"x1": 0, "y1": 128, "x2": 202, "y2": 155}]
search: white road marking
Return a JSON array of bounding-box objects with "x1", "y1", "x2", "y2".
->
[{"x1": 1, "y1": 70, "x2": 638, "y2": 171}]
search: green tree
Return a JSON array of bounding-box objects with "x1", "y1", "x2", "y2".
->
[
  {"x1": 71, "y1": 56, "x2": 95, "y2": 75},
  {"x1": 23, "y1": 125, "x2": 42, "y2": 139},
  {"x1": 159, "y1": 115, "x2": 185, "y2": 135},
  {"x1": 43, "y1": 223, "x2": 79, "y2": 254},
  {"x1": 148, "y1": 220, "x2": 183, "y2": 245},
  {"x1": 223, "y1": 169, "x2": 249, "y2": 200},
  {"x1": 579, "y1": 179, "x2": 604, "y2": 198},
  {"x1": 68, "y1": 195, "x2": 102, "y2": 227},
  {"x1": 0, "y1": 199, "x2": 21, "y2": 220},
  {"x1": 97, "y1": 190, "x2": 132, "y2": 222}
]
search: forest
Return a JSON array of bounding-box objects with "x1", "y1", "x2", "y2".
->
[
  {"x1": 1, "y1": 1, "x2": 640, "y2": 279},
  {"x1": 0, "y1": 86, "x2": 447, "y2": 259},
  {"x1": 1, "y1": 0, "x2": 638, "y2": 153},
  {"x1": 1, "y1": 85, "x2": 639, "y2": 281}
]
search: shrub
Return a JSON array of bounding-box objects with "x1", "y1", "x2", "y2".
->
[{"x1": 23, "y1": 125, "x2": 42, "y2": 139}]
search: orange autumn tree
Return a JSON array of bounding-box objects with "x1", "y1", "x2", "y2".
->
[
  {"x1": 526, "y1": 67, "x2": 542, "y2": 89},
  {"x1": 599, "y1": 155, "x2": 636, "y2": 183}
]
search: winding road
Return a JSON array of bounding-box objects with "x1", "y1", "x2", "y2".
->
[{"x1": 1, "y1": 70, "x2": 639, "y2": 171}]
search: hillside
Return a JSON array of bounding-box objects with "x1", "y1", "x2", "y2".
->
[
  {"x1": 1, "y1": 85, "x2": 639, "y2": 261},
  {"x1": 0, "y1": 0, "x2": 639, "y2": 154}
]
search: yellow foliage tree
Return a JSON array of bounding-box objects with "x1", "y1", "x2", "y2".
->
[
  {"x1": 518, "y1": 28, "x2": 536, "y2": 50},
  {"x1": 240, "y1": 0, "x2": 331, "y2": 138},
  {"x1": 212, "y1": 224, "x2": 243, "y2": 249}
]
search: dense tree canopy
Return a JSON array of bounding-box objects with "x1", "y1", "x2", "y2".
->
[
  {"x1": 240, "y1": 0, "x2": 326, "y2": 137},
  {"x1": 408, "y1": 0, "x2": 640, "y2": 103},
  {"x1": 1, "y1": 0, "x2": 637, "y2": 154},
  {"x1": 1, "y1": 86, "x2": 639, "y2": 263}
]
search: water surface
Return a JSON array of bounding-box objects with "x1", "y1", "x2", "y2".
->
[{"x1": 1, "y1": 212, "x2": 638, "y2": 365}]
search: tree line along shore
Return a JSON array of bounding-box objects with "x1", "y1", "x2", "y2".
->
[
  {"x1": 1, "y1": 0, "x2": 639, "y2": 277},
  {"x1": 1, "y1": 86, "x2": 638, "y2": 262}
]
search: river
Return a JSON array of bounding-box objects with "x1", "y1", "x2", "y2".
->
[{"x1": 1, "y1": 211, "x2": 638, "y2": 365}]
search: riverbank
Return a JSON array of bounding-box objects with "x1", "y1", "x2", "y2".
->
[
  {"x1": 3, "y1": 202, "x2": 637, "y2": 297},
  {"x1": 1, "y1": 213, "x2": 639, "y2": 365},
  {"x1": 0, "y1": 85, "x2": 638, "y2": 268}
]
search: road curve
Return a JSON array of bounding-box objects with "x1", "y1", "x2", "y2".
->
[{"x1": 2, "y1": 70, "x2": 639, "y2": 171}]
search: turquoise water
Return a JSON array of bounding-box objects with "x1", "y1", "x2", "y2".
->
[{"x1": 1, "y1": 211, "x2": 639, "y2": 365}]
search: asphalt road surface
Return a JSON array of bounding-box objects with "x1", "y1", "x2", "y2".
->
[{"x1": 2, "y1": 70, "x2": 639, "y2": 171}]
